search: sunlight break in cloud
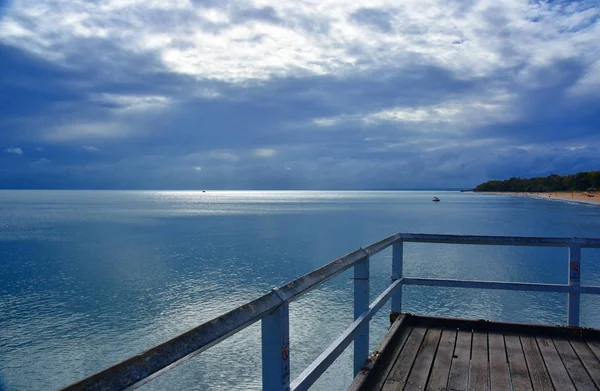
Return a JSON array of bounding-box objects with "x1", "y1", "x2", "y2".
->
[
  {"x1": 1, "y1": 0, "x2": 599, "y2": 86},
  {"x1": 313, "y1": 93, "x2": 516, "y2": 130},
  {"x1": 365, "y1": 101, "x2": 512, "y2": 127}
]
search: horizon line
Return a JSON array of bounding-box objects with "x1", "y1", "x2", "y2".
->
[{"x1": 0, "y1": 188, "x2": 472, "y2": 191}]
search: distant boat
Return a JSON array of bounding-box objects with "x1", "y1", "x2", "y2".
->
[{"x1": 432, "y1": 197, "x2": 440, "y2": 202}]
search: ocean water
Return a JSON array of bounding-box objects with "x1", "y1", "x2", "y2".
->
[{"x1": 1, "y1": 190, "x2": 600, "y2": 391}]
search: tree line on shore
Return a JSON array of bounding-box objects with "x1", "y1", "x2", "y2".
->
[{"x1": 474, "y1": 171, "x2": 600, "y2": 192}]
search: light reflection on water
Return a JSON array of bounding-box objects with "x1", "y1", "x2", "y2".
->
[{"x1": 1, "y1": 191, "x2": 600, "y2": 390}]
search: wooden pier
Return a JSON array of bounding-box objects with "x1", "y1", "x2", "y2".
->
[
  {"x1": 350, "y1": 314, "x2": 600, "y2": 391},
  {"x1": 61, "y1": 233, "x2": 600, "y2": 391}
]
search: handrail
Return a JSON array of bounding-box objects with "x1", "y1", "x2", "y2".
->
[
  {"x1": 399, "y1": 233, "x2": 600, "y2": 247},
  {"x1": 61, "y1": 233, "x2": 600, "y2": 391}
]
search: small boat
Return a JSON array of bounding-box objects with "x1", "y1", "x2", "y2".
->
[{"x1": 432, "y1": 197, "x2": 440, "y2": 202}]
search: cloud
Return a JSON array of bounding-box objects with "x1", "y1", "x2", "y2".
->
[
  {"x1": 30, "y1": 157, "x2": 52, "y2": 167},
  {"x1": 82, "y1": 146, "x2": 99, "y2": 151},
  {"x1": 2, "y1": 0, "x2": 595, "y2": 85},
  {"x1": 4, "y1": 146, "x2": 23, "y2": 155},
  {"x1": 0, "y1": 0, "x2": 599, "y2": 189},
  {"x1": 90, "y1": 93, "x2": 171, "y2": 112},
  {"x1": 46, "y1": 123, "x2": 129, "y2": 142},
  {"x1": 252, "y1": 148, "x2": 278, "y2": 158},
  {"x1": 204, "y1": 151, "x2": 240, "y2": 162},
  {"x1": 350, "y1": 7, "x2": 394, "y2": 33},
  {"x1": 313, "y1": 94, "x2": 514, "y2": 130}
]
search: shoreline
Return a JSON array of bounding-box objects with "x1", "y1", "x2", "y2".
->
[{"x1": 474, "y1": 191, "x2": 600, "y2": 206}]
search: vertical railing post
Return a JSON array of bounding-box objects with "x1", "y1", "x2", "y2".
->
[
  {"x1": 262, "y1": 302, "x2": 290, "y2": 391},
  {"x1": 391, "y1": 241, "x2": 403, "y2": 323},
  {"x1": 568, "y1": 241, "x2": 581, "y2": 326},
  {"x1": 353, "y1": 255, "x2": 370, "y2": 375}
]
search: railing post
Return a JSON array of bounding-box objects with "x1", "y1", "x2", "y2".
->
[
  {"x1": 262, "y1": 302, "x2": 290, "y2": 391},
  {"x1": 391, "y1": 241, "x2": 403, "y2": 322},
  {"x1": 568, "y1": 242, "x2": 581, "y2": 326},
  {"x1": 353, "y1": 256, "x2": 370, "y2": 375}
]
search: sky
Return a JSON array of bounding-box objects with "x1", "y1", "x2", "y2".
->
[{"x1": 0, "y1": 0, "x2": 599, "y2": 190}]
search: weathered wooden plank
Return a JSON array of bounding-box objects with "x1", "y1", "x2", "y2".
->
[
  {"x1": 470, "y1": 331, "x2": 489, "y2": 391},
  {"x1": 404, "y1": 327, "x2": 442, "y2": 390},
  {"x1": 553, "y1": 338, "x2": 597, "y2": 390},
  {"x1": 382, "y1": 326, "x2": 426, "y2": 391},
  {"x1": 426, "y1": 329, "x2": 457, "y2": 391},
  {"x1": 570, "y1": 339, "x2": 600, "y2": 389},
  {"x1": 447, "y1": 329, "x2": 472, "y2": 391},
  {"x1": 588, "y1": 340, "x2": 600, "y2": 362},
  {"x1": 505, "y1": 334, "x2": 533, "y2": 391},
  {"x1": 520, "y1": 335, "x2": 552, "y2": 390},
  {"x1": 406, "y1": 315, "x2": 600, "y2": 340},
  {"x1": 348, "y1": 315, "x2": 408, "y2": 391},
  {"x1": 488, "y1": 333, "x2": 511, "y2": 391},
  {"x1": 364, "y1": 323, "x2": 414, "y2": 391},
  {"x1": 536, "y1": 336, "x2": 576, "y2": 391}
]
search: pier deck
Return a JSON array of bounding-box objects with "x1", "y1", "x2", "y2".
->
[{"x1": 350, "y1": 314, "x2": 600, "y2": 391}]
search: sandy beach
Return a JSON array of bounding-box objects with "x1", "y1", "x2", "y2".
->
[{"x1": 477, "y1": 191, "x2": 600, "y2": 206}]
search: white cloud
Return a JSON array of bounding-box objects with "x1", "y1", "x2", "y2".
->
[
  {"x1": 207, "y1": 151, "x2": 240, "y2": 162},
  {"x1": 365, "y1": 101, "x2": 512, "y2": 127},
  {"x1": 45, "y1": 122, "x2": 128, "y2": 141},
  {"x1": 312, "y1": 117, "x2": 343, "y2": 127},
  {"x1": 567, "y1": 60, "x2": 600, "y2": 97},
  {"x1": 194, "y1": 166, "x2": 202, "y2": 171},
  {"x1": 4, "y1": 147, "x2": 23, "y2": 155},
  {"x1": 313, "y1": 93, "x2": 516, "y2": 130},
  {"x1": 253, "y1": 148, "x2": 278, "y2": 158},
  {"x1": 30, "y1": 158, "x2": 52, "y2": 167},
  {"x1": 1, "y1": 0, "x2": 598, "y2": 85},
  {"x1": 183, "y1": 150, "x2": 240, "y2": 163},
  {"x1": 83, "y1": 146, "x2": 99, "y2": 151},
  {"x1": 91, "y1": 93, "x2": 171, "y2": 112}
]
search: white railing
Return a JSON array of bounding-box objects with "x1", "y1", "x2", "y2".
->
[{"x1": 62, "y1": 233, "x2": 600, "y2": 391}]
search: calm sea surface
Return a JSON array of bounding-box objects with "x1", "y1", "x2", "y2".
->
[{"x1": 1, "y1": 190, "x2": 600, "y2": 390}]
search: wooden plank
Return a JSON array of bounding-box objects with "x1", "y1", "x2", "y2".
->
[
  {"x1": 447, "y1": 329, "x2": 472, "y2": 391},
  {"x1": 382, "y1": 326, "x2": 426, "y2": 391},
  {"x1": 588, "y1": 340, "x2": 600, "y2": 362},
  {"x1": 406, "y1": 314, "x2": 600, "y2": 340},
  {"x1": 488, "y1": 333, "x2": 511, "y2": 391},
  {"x1": 348, "y1": 315, "x2": 408, "y2": 391},
  {"x1": 364, "y1": 323, "x2": 414, "y2": 391},
  {"x1": 470, "y1": 331, "x2": 489, "y2": 391},
  {"x1": 426, "y1": 329, "x2": 457, "y2": 391},
  {"x1": 404, "y1": 327, "x2": 442, "y2": 390},
  {"x1": 536, "y1": 336, "x2": 576, "y2": 391},
  {"x1": 520, "y1": 335, "x2": 552, "y2": 390},
  {"x1": 570, "y1": 339, "x2": 600, "y2": 389},
  {"x1": 553, "y1": 337, "x2": 597, "y2": 390},
  {"x1": 505, "y1": 334, "x2": 533, "y2": 391}
]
